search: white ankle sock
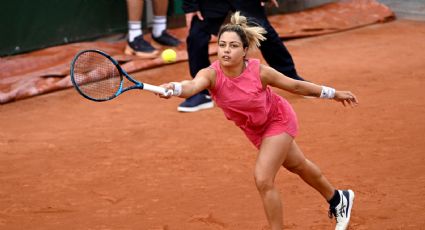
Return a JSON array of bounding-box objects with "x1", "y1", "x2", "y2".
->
[
  {"x1": 152, "y1": 16, "x2": 166, "y2": 37},
  {"x1": 128, "y1": 21, "x2": 142, "y2": 42}
]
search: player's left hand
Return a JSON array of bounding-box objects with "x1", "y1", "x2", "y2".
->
[{"x1": 334, "y1": 91, "x2": 359, "y2": 107}]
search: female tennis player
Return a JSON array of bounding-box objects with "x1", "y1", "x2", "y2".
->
[{"x1": 159, "y1": 12, "x2": 358, "y2": 230}]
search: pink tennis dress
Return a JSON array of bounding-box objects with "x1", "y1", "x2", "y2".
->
[{"x1": 209, "y1": 59, "x2": 298, "y2": 149}]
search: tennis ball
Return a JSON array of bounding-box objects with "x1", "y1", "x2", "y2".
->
[{"x1": 161, "y1": 49, "x2": 177, "y2": 63}]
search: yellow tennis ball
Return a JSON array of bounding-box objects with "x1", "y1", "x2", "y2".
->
[{"x1": 161, "y1": 49, "x2": 177, "y2": 63}]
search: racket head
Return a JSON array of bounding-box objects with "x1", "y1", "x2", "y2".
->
[{"x1": 70, "y1": 49, "x2": 123, "y2": 102}]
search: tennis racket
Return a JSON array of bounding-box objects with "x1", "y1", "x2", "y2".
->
[{"x1": 70, "y1": 49, "x2": 172, "y2": 102}]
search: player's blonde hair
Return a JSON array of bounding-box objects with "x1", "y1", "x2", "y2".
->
[{"x1": 218, "y1": 11, "x2": 267, "y2": 49}]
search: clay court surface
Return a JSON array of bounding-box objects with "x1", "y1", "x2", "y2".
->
[{"x1": 0, "y1": 19, "x2": 424, "y2": 229}]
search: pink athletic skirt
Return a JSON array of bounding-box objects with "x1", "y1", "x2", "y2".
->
[{"x1": 243, "y1": 98, "x2": 298, "y2": 149}]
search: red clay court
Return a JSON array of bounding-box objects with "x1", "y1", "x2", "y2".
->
[{"x1": 1, "y1": 3, "x2": 425, "y2": 230}]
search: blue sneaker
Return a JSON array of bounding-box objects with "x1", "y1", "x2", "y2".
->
[
  {"x1": 177, "y1": 93, "x2": 214, "y2": 112},
  {"x1": 152, "y1": 30, "x2": 181, "y2": 47},
  {"x1": 125, "y1": 35, "x2": 159, "y2": 58}
]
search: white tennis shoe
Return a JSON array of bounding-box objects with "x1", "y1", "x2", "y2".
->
[{"x1": 329, "y1": 190, "x2": 355, "y2": 230}]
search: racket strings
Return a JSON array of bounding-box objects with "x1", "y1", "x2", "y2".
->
[{"x1": 73, "y1": 52, "x2": 121, "y2": 100}]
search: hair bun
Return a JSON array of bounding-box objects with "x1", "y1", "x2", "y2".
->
[{"x1": 219, "y1": 11, "x2": 267, "y2": 49}]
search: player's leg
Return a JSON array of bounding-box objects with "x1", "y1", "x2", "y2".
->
[
  {"x1": 283, "y1": 141, "x2": 355, "y2": 230},
  {"x1": 151, "y1": 0, "x2": 181, "y2": 46},
  {"x1": 125, "y1": 0, "x2": 159, "y2": 58},
  {"x1": 282, "y1": 141, "x2": 335, "y2": 199},
  {"x1": 254, "y1": 133, "x2": 293, "y2": 230}
]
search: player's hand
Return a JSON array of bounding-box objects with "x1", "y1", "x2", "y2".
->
[
  {"x1": 158, "y1": 83, "x2": 174, "y2": 99},
  {"x1": 334, "y1": 91, "x2": 358, "y2": 107}
]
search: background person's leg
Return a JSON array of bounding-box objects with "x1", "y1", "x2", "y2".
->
[
  {"x1": 178, "y1": 16, "x2": 225, "y2": 112},
  {"x1": 125, "y1": 0, "x2": 158, "y2": 58},
  {"x1": 151, "y1": 0, "x2": 181, "y2": 46}
]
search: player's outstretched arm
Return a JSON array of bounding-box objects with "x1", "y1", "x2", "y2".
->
[
  {"x1": 159, "y1": 67, "x2": 215, "y2": 99},
  {"x1": 260, "y1": 64, "x2": 358, "y2": 107}
]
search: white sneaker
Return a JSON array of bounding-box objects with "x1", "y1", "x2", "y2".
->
[{"x1": 329, "y1": 190, "x2": 355, "y2": 230}]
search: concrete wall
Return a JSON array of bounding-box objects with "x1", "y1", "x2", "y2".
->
[{"x1": 378, "y1": 0, "x2": 425, "y2": 20}]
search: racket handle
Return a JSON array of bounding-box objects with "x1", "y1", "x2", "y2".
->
[
  {"x1": 143, "y1": 83, "x2": 174, "y2": 96},
  {"x1": 165, "y1": 89, "x2": 173, "y2": 96}
]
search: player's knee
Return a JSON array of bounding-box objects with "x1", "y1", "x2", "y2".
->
[{"x1": 254, "y1": 174, "x2": 274, "y2": 193}]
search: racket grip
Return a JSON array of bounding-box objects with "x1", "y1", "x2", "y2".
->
[
  {"x1": 143, "y1": 83, "x2": 174, "y2": 96},
  {"x1": 165, "y1": 89, "x2": 173, "y2": 96}
]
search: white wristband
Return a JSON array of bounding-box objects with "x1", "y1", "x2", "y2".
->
[
  {"x1": 171, "y1": 82, "x2": 182, "y2": 96},
  {"x1": 320, "y1": 86, "x2": 335, "y2": 99}
]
